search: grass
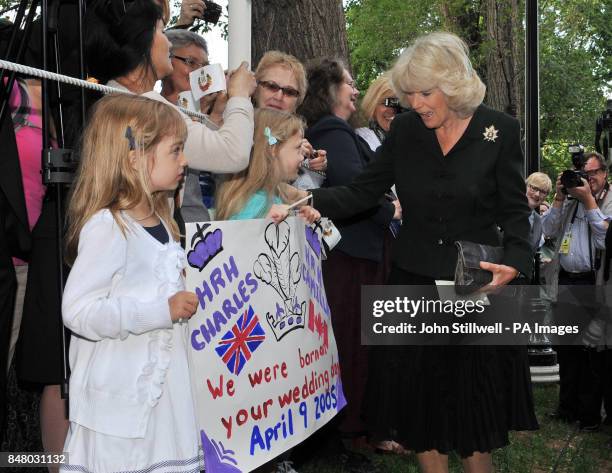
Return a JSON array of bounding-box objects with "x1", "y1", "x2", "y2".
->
[{"x1": 299, "y1": 385, "x2": 612, "y2": 473}]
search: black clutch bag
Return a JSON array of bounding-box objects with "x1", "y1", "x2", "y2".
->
[{"x1": 454, "y1": 241, "x2": 504, "y2": 295}]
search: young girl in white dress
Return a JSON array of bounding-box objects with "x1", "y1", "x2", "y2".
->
[{"x1": 61, "y1": 94, "x2": 201, "y2": 473}]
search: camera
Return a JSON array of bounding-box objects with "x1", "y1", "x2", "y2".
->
[
  {"x1": 560, "y1": 169, "x2": 587, "y2": 192},
  {"x1": 383, "y1": 97, "x2": 409, "y2": 114},
  {"x1": 202, "y1": 1, "x2": 222, "y2": 24},
  {"x1": 568, "y1": 143, "x2": 586, "y2": 169},
  {"x1": 560, "y1": 144, "x2": 587, "y2": 193}
]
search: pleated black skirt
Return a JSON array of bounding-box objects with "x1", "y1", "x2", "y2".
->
[{"x1": 363, "y1": 266, "x2": 539, "y2": 458}]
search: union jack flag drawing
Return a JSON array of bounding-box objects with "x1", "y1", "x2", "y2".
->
[{"x1": 215, "y1": 306, "x2": 266, "y2": 375}]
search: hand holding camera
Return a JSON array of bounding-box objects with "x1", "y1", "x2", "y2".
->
[
  {"x1": 176, "y1": 0, "x2": 222, "y2": 28},
  {"x1": 559, "y1": 144, "x2": 587, "y2": 194},
  {"x1": 176, "y1": 0, "x2": 205, "y2": 27}
]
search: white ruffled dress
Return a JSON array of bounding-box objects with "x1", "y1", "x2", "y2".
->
[{"x1": 60, "y1": 211, "x2": 202, "y2": 473}]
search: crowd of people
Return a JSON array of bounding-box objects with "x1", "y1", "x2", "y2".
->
[{"x1": 1, "y1": 0, "x2": 611, "y2": 472}]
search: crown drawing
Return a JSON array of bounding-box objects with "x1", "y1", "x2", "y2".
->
[
  {"x1": 187, "y1": 226, "x2": 223, "y2": 271},
  {"x1": 254, "y1": 222, "x2": 306, "y2": 341}
]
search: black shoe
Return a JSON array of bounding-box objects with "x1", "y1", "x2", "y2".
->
[
  {"x1": 548, "y1": 410, "x2": 577, "y2": 423},
  {"x1": 579, "y1": 421, "x2": 601, "y2": 432}
]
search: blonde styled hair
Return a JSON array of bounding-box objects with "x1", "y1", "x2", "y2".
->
[
  {"x1": 65, "y1": 94, "x2": 187, "y2": 264},
  {"x1": 215, "y1": 108, "x2": 304, "y2": 220},
  {"x1": 526, "y1": 172, "x2": 552, "y2": 194},
  {"x1": 391, "y1": 31, "x2": 485, "y2": 118},
  {"x1": 255, "y1": 51, "x2": 308, "y2": 107},
  {"x1": 360, "y1": 73, "x2": 395, "y2": 121}
]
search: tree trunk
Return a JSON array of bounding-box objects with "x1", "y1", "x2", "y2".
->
[
  {"x1": 483, "y1": 0, "x2": 524, "y2": 125},
  {"x1": 251, "y1": 0, "x2": 350, "y2": 69}
]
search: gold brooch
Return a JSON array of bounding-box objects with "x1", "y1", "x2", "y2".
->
[{"x1": 483, "y1": 125, "x2": 499, "y2": 142}]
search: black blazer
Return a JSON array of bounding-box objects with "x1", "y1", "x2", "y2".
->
[
  {"x1": 311, "y1": 105, "x2": 533, "y2": 279},
  {"x1": 306, "y1": 115, "x2": 394, "y2": 262}
]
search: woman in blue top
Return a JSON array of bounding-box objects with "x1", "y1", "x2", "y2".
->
[{"x1": 215, "y1": 108, "x2": 320, "y2": 224}]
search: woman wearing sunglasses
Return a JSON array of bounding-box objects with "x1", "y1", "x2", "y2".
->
[
  {"x1": 254, "y1": 51, "x2": 328, "y2": 189},
  {"x1": 355, "y1": 72, "x2": 399, "y2": 152}
]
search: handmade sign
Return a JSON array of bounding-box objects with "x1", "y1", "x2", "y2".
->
[
  {"x1": 189, "y1": 63, "x2": 226, "y2": 100},
  {"x1": 185, "y1": 218, "x2": 345, "y2": 473}
]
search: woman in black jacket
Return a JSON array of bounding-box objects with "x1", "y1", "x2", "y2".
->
[
  {"x1": 297, "y1": 58, "x2": 401, "y2": 444},
  {"x1": 299, "y1": 33, "x2": 538, "y2": 473}
]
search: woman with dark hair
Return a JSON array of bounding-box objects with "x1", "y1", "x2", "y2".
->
[
  {"x1": 84, "y1": 0, "x2": 255, "y2": 222},
  {"x1": 296, "y1": 57, "x2": 401, "y2": 446}
]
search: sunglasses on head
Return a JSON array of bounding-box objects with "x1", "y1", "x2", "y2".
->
[{"x1": 257, "y1": 80, "x2": 300, "y2": 98}]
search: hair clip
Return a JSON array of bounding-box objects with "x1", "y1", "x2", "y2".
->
[
  {"x1": 125, "y1": 126, "x2": 136, "y2": 150},
  {"x1": 264, "y1": 127, "x2": 278, "y2": 146}
]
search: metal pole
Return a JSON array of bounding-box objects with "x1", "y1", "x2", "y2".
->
[
  {"x1": 525, "y1": 0, "x2": 540, "y2": 175},
  {"x1": 227, "y1": 0, "x2": 251, "y2": 69}
]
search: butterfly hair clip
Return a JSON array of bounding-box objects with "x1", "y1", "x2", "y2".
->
[{"x1": 264, "y1": 127, "x2": 278, "y2": 146}]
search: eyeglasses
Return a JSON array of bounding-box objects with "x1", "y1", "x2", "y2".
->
[
  {"x1": 257, "y1": 80, "x2": 300, "y2": 98},
  {"x1": 171, "y1": 54, "x2": 208, "y2": 70},
  {"x1": 345, "y1": 80, "x2": 356, "y2": 89},
  {"x1": 528, "y1": 184, "x2": 549, "y2": 196},
  {"x1": 584, "y1": 167, "x2": 606, "y2": 177}
]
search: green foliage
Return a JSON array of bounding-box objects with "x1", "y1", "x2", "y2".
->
[
  {"x1": 345, "y1": 0, "x2": 442, "y2": 92},
  {"x1": 345, "y1": 0, "x2": 611, "y2": 175},
  {"x1": 539, "y1": 0, "x2": 610, "y2": 145}
]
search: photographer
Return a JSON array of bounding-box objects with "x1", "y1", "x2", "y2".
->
[{"x1": 542, "y1": 150, "x2": 612, "y2": 431}]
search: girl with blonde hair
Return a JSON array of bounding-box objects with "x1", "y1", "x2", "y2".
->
[
  {"x1": 216, "y1": 108, "x2": 320, "y2": 223},
  {"x1": 61, "y1": 94, "x2": 201, "y2": 473}
]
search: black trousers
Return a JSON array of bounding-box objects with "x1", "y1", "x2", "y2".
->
[{"x1": 555, "y1": 270, "x2": 604, "y2": 425}]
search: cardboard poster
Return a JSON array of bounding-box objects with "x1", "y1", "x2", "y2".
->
[{"x1": 185, "y1": 218, "x2": 345, "y2": 472}]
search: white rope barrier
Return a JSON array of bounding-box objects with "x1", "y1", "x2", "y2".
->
[
  {"x1": 0, "y1": 59, "x2": 326, "y2": 177},
  {"x1": 0, "y1": 59, "x2": 208, "y2": 121}
]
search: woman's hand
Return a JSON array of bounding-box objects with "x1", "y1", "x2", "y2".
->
[
  {"x1": 300, "y1": 139, "x2": 327, "y2": 171},
  {"x1": 168, "y1": 291, "x2": 199, "y2": 323},
  {"x1": 176, "y1": 0, "x2": 206, "y2": 27},
  {"x1": 227, "y1": 62, "x2": 257, "y2": 98},
  {"x1": 300, "y1": 139, "x2": 314, "y2": 158},
  {"x1": 201, "y1": 91, "x2": 228, "y2": 126},
  {"x1": 308, "y1": 150, "x2": 328, "y2": 171},
  {"x1": 392, "y1": 199, "x2": 402, "y2": 220},
  {"x1": 478, "y1": 262, "x2": 519, "y2": 292},
  {"x1": 298, "y1": 205, "x2": 321, "y2": 224},
  {"x1": 267, "y1": 204, "x2": 290, "y2": 224},
  {"x1": 199, "y1": 91, "x2": 218, "y2": 114},
  {"x1": 552, "y1": 174, "x2": 566, "y2": 207}
]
